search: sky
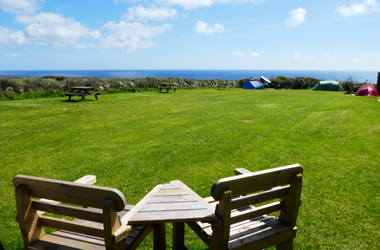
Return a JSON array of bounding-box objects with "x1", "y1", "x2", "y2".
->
[{"x1": 0, "y1": 0, "x2": 379, "y2": 71}]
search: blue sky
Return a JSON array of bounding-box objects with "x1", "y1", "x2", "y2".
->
[{"x1": 0, "y1": 0, "x2": 379, "y2": 71}]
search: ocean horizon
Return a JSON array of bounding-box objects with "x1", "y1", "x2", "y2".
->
[{"x1": 1, "y1": 69, "x2": 378, "y2": 84}]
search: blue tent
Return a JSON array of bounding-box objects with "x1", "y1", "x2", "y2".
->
[{"x1": 242, "y1": 81, "x2": 264, "y2": 89}]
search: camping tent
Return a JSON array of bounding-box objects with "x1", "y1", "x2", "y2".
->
[
  {"x1": 356, "y1": 84, "x2": 379, "y2": 97},
  {"x1": 311, "y1": 81, "x2": 345, "y2": 91},
  {"x1": 242, "y1": 81, "x2": 264, "y2": 89}
]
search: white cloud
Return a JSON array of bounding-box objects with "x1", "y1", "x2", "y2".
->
[
  {"x1": 195, "y1": 21, "x2": 225, "y2": 35},
  {"x1": 0, "y1": 0, "x2": 40, "y2": 15},
  {"x1": 336, "y1": 0, "x2": 380, "y2": 16},
  {"x1": 15, "y1": 12, "x2": 100, "y2": 47},
  {"x1": 232, "y1": 51, "x2": 243, "y2": 56},
  {"x1": 324, "y1": 53, "x2": 335, "y2": 60},
  {"x1": 0, "y1": 26, "x2": 26, "y2": 45},
  {"x1": 100, "y1": 21, "x2": 171, "y2": 53},
  {"x1": 293, "y1": 52, "x2": 301, "y2": 58},
  {"x1": 4, "y1": 54, "x2": 18, "y2": 57},
  {"x1": 250, "y1": 52, "x2": 260, "y2": 57},
  {"x1": 124, "y1": 5, "x2": 177, "y2": 22},
  {"x1": 157, "y1": 0, "x2": 263, "y2": 10},
  {"x1": 284, "y1": 7, "x2": 307, "y2": 26}
]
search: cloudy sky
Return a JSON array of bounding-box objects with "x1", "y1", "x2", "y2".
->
[{"x1": 0, "y1": 0, "x2": 379, "y2": 71}]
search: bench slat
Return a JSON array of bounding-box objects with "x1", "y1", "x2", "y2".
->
[
  {"x1": 33, "y1": 199, "x2": 104, "y2": 223},
  {"x1": 13, "y1": 175, "x2": 126, "y2": 211},
  {"x1": 231, "y1": 186, "x2": 289, "y2": 210},
  {"x1": 39, "y1": 216, "x2": 104, "y2": 238},
  {"x1": 230, "y1": 201, "x2": 282, "y2": 225},
  {"x1": 211, "y1": 164, "x2": 303, "y2": 200}
]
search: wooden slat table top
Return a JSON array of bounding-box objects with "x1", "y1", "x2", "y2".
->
[
  {"x1": 71, "y1": 86, "x2": 95, "y2": 90},
  {"x1": 127, "y1": 180, "x2": 217, "y2": 224}
]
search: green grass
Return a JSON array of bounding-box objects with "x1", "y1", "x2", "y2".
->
[{"x1": 1, "y1": 88, "x2": 379, "y2": 249}]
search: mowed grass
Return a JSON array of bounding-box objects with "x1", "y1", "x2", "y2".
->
[{"x1": 1, "y1": 88, "x2": 379, "y2": 249}]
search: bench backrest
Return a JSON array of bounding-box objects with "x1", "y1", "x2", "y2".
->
[
  {"x1": 13, "y1": 175, "x2": 127, "y2": 248},
  {"x1": 210, "y1": 164, "x2": 303, "y2": 248}
]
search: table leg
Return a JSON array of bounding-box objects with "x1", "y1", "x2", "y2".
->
[
  {"x1": 153, "y1": 223, "x2": 166, "y2": 250},
  {"x1": 173, "y1": 222, "x2": 186, "y2": 250}
]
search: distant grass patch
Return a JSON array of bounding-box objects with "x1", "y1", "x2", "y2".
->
[{"x1": 1, "y1": 89, "x2": 380, "y2": 249}]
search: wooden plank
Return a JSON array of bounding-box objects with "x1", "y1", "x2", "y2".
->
[
  {"x1": 74, "y1": 175, "x2": 96, "y2": 185},
  {"x1": 155, "y1": 189, "x2": 189, "y2": 196},
  {"x1": 229, "y1": 218, "x2": 282, "y2": 240},
  {"x1": 33, "y1": 199, "x2": 104, "y2": 223},
  {"x1": 138, "y1": 201, "x2": 207, "y2": 212},
  {"x1": 129, "y1": 209, "x2": 214, "y2": 223},
  {"x1": 230, "y1": 186, "x2": 289, "y2": 210},
  {"x1": 230, "y1": 202, "x2": 282, "y2": 225},
  {"x1": 120, "y1": 184, "x2": 163, "y2": 225},
  {"x1": 13, "y1": 175, "x2": 126, "y2": 211},
  {"x1": 39, "y1": 215, "x2": 104, "y2": 238},
  {"x1": 103, "y1": 198, "x2": 122, "y2": 247},
  {"x1": 211, "y1": 164, "x2": 303, "y2": 200},
  {"x1": 15, "y1": 185, "x2": 46, "y2": 246},
  {"x1": 234, "y1": 168, "x2": 252, "y2": 175},
  {"x1": 33, "y1": 234, "x2": 105, "y2": 250},
  {"x1": 279, "y1": 173, "x2": 303, "y2": 227},
  {"x1": 228, "y1": 224, "x2": 294, "y2": 250},
  {"x1": 51, "y1": 230, "x2": 105, "y2": 245},
  {"x1": 147, "y1": 194, "x2": 198, "y2": 203}
]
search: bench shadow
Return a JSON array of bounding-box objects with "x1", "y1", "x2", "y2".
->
[{"x1": 60, "y1": 99, "x2": 97, "y2": 102}]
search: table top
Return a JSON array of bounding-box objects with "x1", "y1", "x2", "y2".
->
[{"x1": 123, "y1": 180, "x2": 217, "y2": 225}]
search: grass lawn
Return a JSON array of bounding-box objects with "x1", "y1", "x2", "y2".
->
[{"x1": 1, "y1": 88, "x2": 379, "y2": 249}]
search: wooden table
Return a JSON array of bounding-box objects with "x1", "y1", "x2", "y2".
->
[
  {"x1": 218, "y1": 83, "x2": 230, "y2": 90},
  {"x1": 158, "y1": 83, "x2": 177, "y2": 93},
  {"x1": 123, "y1": 180, "x2": 217, "y2": 250},
  {"x1": 65, "y1": 86, "x2": 100, "y2": 101}
]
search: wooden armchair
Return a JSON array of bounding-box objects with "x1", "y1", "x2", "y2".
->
[
  {"x1": 187, "y1": 164, "x2": 303, "y2": 250},
  {"x1": 13, "y1": 175, "x2": 151, "y2": 250}
]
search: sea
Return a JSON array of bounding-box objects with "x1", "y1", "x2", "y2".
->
[{"x1": 0, "y1": 70, "x2": 379, "y2": 83}]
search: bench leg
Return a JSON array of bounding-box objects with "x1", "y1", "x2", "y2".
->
[
  {"x1": 276, "y1": 239, "x2": 293, "y2": 250},
  {"x1": 173, "y1": 222, "x2": 185, "y2": 250},
  {"x1": 68, "y1": 96, "x2": 72, "y2": 101},
  {"x1": 166, "y1": 89, "x2": 169, "y2": 93},
  {"x1": 153, "y1": 223, "x2": 166, "y2": 250},
  {"x1": 95, "y1": 94, "x2": 98, "y2": 100}
]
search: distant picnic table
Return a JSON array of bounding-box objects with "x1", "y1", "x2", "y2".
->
[
  {"x1": 65, "y1": 86, "x2": 100, "y2": 101},
  {"x1": 158, "y1": 83, "x2": 177, "y2": 93},
  {"x1": 218, "y1": 83, "x2": 230, "y2": 90}
]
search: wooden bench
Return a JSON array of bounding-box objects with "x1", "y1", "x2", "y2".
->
[
  {"x1": 13, "y1": 175, "x2": 151, "y2": 250},
  {"x1": 187, "y1": 164, "x2": 303, "y2": 250}
]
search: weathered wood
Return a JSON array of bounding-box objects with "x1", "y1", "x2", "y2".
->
[
  {"x1": 39, "y1": 215, "x2": 104, "y2": 237},
  {"x1": 153, "y1": 223, "x2": 166, "y2": 250},
  {"x1": 172, "y1": 222, "x2": 185, "y2": 250},
  {"x1": 13, "y1": 175, "x2": 126, "y2": 211},
  {"x1": 14, "y1": 175, "x2": 149, "y2": 250},
  {"x1": 234, "y1": 168, "x2": 252, "y2": 175},
  {"x1": 279, "y1": 173, "x2": 303, "y2": 227},
  {"x1": 230, "y1": 186, "x2": 289, "y2": 210},
  {"x1": 211, "y1": 164, "x2": 303, "y2": 200},
  {"x1": 15, "y1": 185, "x2": 45, "y2": 246},
  {"x1": 188, "y1": 165, "x2": 303, "y2": 250},
  {"x1": 33, "y1": 199, "x2": 104, "y2": 222}
]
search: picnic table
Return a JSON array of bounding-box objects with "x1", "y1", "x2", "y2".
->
[
  {"x1": 65, "y1": 86, "x2": 100, "y2": 101},
  {"x1": 158, "y1": 83, "x2": 177, "y2": 93},
  {"x1": 218, "y1": 82, "x2": 230, "y2": 90},
  {"x1": 124, "y1": 180, "x2": 217, "y2": 250}
]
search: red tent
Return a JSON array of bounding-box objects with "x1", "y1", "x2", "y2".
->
[{"x1": 356, "y1": 84, "x2": 379, "y2": 97}]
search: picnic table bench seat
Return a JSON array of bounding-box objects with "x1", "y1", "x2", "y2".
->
[
  {"x1": 13, "y1": 175, "x2": 151, "y2": 250},
  {"x1": 158, "y1": 83, "x2": 177, "y2": 93},
  {"x1": 187, "y1": 164, "x2": 303, "y2": 250}
]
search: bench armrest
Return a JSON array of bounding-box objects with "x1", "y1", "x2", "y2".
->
[{"x1": 234, "y1": 168, "x2": 251, "y2": 175}]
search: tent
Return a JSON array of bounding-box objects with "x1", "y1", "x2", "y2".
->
[
  {"x1": 242, "y1": 81, "x2": 264, "y2": 89},
  {"x1": 311, "y1": 81, "x2": 345, "y2": 91},
  {"x1": 356, "y1": 84, "x2": 379, "y2": 97}
]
